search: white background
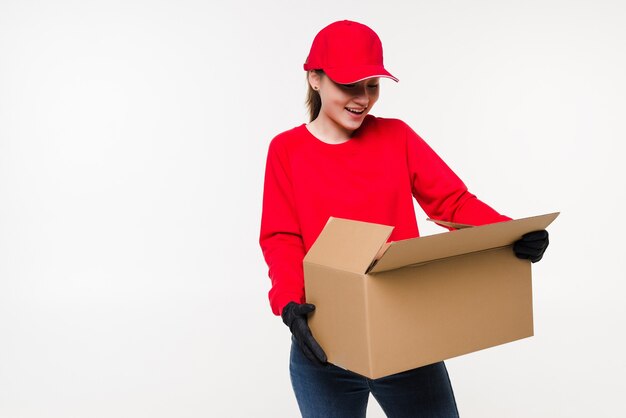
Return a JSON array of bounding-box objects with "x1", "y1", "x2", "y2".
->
[{"x1": 1, "y1": 0, "x2": 624, "y2": 417}]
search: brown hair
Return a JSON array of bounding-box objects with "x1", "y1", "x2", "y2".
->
[{"x1": 305, "y1": 70, "x2": 325, "y2": 122}]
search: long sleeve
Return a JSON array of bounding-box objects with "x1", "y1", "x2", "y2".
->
[
  {"x1": 405, "y1": 122, "x2": 511, "y2": 226},
  {"x1": 259, "y1": 138, "x2": 307, "y2": 316}
]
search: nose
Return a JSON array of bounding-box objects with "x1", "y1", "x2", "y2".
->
[{"x1": 353, "y1": 85, "x2": 371, "y2": 106}]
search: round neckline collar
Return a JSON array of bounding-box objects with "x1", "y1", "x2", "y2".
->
[{"x1": 301, "y1": 115, "x2": 373, "y2": 149}]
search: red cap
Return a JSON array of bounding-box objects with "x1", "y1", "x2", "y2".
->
[{"x1": 303, "y1": 20, "x2": 399, "y2": 84}]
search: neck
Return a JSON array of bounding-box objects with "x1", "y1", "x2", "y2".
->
[{"x1": 308, "y1": 114, "x2": 355, "y2": 144}]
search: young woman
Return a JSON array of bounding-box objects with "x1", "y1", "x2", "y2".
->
[{"x1": 259, "y1": 20, "x2": 548, "y2": 418}]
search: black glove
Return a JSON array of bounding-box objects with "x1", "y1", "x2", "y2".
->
[
  {"x1": 281, "y1": 302, "x2": 327, "y2": 365},
  {"x1": 513, "y1": 230, "x2": 549, "y2": 263}
]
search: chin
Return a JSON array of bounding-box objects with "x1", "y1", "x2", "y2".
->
[{"x1": 345, "y1": 115, "x2": 366, "y2": 128}]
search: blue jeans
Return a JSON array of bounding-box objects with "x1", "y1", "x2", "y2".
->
[{"x1": 289, "y1": 337, "x2": 460, "y2": 418}]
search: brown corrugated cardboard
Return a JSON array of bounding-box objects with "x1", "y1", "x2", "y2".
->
[
  {"x1": 303, "y1": 212, "x2": 559, "y2": 379},
  {"x1": 425, "y1": 218, "x2": 474, "y2": 229}
]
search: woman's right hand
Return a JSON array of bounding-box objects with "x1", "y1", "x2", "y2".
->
[{"x1": 281, "y1": 302, "x2": 327, "y2": 365}]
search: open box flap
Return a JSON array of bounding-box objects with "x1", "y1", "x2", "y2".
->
[
  {"x1": 426, "y1": 218, "x2": 474, "y2": 229},
  {"x1": 304, "y1": 217, "x2": 394, "y2": 274},
  {"x1": 368, "y1": 212, "x2": 559, "y2": 274}
]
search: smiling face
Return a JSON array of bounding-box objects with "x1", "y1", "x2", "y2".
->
[{"x1": 308, "y1": 70, "x2": 380, "y2": 140}]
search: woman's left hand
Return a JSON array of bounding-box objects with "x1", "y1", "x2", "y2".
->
[{"x1": 513, "y1": 230, "x2": 549, "y2": 263}]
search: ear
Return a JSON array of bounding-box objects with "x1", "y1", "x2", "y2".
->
[{"x1": 308, "y1": 70, "x2": 322, "y2": 90}]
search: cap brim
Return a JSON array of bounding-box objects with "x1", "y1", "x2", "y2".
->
[{"x1": 324, "y1": 65, "x2": 399, "y2": 84}]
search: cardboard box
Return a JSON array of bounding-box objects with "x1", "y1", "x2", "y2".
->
[{"x1": 303, "y1": 212, "x2": 559, "y2": 379}]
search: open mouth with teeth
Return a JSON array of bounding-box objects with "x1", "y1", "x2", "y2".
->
[{"x1": 345, "y1": 107, "x2": 365, "y2": 115}]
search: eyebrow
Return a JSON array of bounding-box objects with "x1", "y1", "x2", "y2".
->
[{"x1": 340, "y1": 81, "x2": 380, "y2": 87}]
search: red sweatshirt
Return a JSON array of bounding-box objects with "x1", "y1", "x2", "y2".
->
[{"x1": 259, "y1": 115, "x2": 510, "y2": 316}]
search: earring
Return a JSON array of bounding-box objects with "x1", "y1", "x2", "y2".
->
[{"x1": 313, "y1": 86, "x2": 319, "y2": 91}]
